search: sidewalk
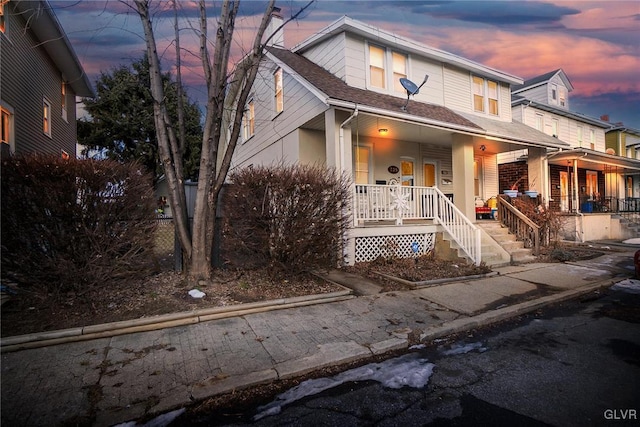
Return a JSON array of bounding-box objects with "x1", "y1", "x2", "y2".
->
[{"x1": 1, "y1": 249, "x2": 637, "y2": 427}]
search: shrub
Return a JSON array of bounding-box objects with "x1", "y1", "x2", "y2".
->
[
  {"x1": 223, "y1": 164, "x2": 351, "y2": 273},
  {"x1": 1, "y1": 154, "x2": 158, "y2": 293},
  {"x1": 512, "y1": 197, "x2": 563, "y2": 246}
]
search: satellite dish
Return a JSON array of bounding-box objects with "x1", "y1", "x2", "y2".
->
[{"x1": 400, "y1": 74, "x2": 429, "y2": 111}]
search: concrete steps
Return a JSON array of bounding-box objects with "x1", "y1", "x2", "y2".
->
[{"x1": 476, "y1": 220, "x2": 537, "y2": 264}]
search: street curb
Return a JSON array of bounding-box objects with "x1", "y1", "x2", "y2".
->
[
  {"x1": 373, "y1": 270, "x2": 499, "y2": 288},
  {"x1": 0, "y1": 288, "x2": 354, "y2": 353},
  {"x1": 418, "y1": 277, "x2": 616, "y2": 342},
  {"x1": 122, "y1": 277, "x2": 620, "y2": 425}
]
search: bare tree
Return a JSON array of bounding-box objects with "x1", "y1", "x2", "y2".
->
[{"x1": 134, "y1": 0, "x2": 313, "y2": 280}]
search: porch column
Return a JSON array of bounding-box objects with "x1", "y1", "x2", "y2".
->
[
  {"x1": 528, "y1": 147, "x2": 548, "y2": 203},
  {"x1": 325, "y1": 109, "x2": 339, "y2": 169},
  {"x1": 452, "y1": 134, "x2": 476, "y2": 221}
]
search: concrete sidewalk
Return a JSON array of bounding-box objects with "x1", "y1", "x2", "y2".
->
[{"x1": 1, "y1": 249, "x2": 637, "y2": 427}]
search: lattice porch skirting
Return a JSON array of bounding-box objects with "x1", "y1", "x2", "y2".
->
[{"x1": 354, "y1": 233, "x2": 435, "y2": 263}]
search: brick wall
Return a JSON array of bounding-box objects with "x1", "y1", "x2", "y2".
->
[{"x1": 498, "y1": 161, "x2": 528, "y2": 193}]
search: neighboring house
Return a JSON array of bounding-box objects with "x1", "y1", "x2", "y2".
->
[
  {"x1": 230, "y1": 14, "x2": 570, "y2": 265},
  {"x1": 606, "y1": 124, "x2": 640, "y2": 203},
  {"x1": 1, "y1": 0, "x2": 94, "y2": 159},
  {"x1": 505, "y1": 69, "x2": 640, "y2": 240}
]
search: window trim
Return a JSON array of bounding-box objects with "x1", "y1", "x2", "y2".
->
[
  {"x1": 1, "y1": 104, "x2": 14, "y2": 151},
  {"x1": 242, "y1": 99, "x2": 255, "y2": 143},
  {"x1": 367, "y1": 42, "x2": 408, "y2": 94},
  {"x1": 61, "y1": 81, "x2": 68, "y2": 122},
  {"x1": 472, "y1": 76, "x2": 499, "y2": 116},
  {"x1": 367, "y1": 44, "x2": 386, "y2": 90},
  {"x1": 353, "y1": 143, "x2": 373, "y2": 185},
  {"x1": 0, "y1": 0, "x2": 7, "y2": 34},
  {"x1": 43, "y1": 98, "x2": 52, "y2": 138},
  {"x1": 274, "y1": 68, "x2": 283, "y2": 115}
]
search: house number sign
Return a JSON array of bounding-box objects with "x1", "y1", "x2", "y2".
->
[{"x1": 388, "y1": 165, "x2": 399, "y2": 174}]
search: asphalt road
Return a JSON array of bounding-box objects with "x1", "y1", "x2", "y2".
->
[{"x1": 172, "y1": 282, "x2": 640, "y2": 427}]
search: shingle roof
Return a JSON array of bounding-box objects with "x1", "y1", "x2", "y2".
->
[
  {"x1": 512, "y1": 69, "x2": 561, "y2": 92},
  {"x1": 266, "y1": 47, "x2": 482, "y2": 131}
]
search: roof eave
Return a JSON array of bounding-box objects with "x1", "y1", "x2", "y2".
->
[{"x1": 14, "y1": 1, "x2": 95, "y2": 98}]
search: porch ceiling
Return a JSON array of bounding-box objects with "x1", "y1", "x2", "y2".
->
[{"x1": 302, "y1": 112, "x2": 464, "y2": 147}]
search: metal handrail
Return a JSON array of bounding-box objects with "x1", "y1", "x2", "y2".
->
[{"x1": 497, "y1": 195, "x2": 540, "y2": 255}]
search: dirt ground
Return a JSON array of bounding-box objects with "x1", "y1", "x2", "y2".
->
[{"x1": 0, "y1": 244, "x2": 605, "y2": 338}]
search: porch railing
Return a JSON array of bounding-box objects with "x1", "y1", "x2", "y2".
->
[
  {"x1": 497, "y1": 195, "x2": 541, "y2": 255},
  {"x1": 352, "y1": 184, "x2": 481, "y2": 265}
]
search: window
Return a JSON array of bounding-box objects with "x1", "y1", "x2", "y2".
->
[
  {"x1": 586, "y1": 171, "x2": 598, "y2": 199},
  {"x1": 577, "y1": 126, "x2": 583, "y2": 147},
  {"x1": 242, "y1": 100, "x2": 255, "y2": 141},
  {"x1": 559, "y1": 87, "x2": 566, "y2": 107},
  {"x1": 473, "y1": 76, "x2": 484, "y2": 112},
  {"x1": 474, "y1": 158, "x2": 483, "y2": 197},
  {"x1": 369, "y1": 45, "x2": 385, "y2": 89},
  {"x1": 473, "y1": 76, "x2": 499, "y2": 115},
  {"x1": 354, "y1": 145, "x2": 371, "y2": 184},
  {"x1": 535, "y1": 114, "x2": 544, "y2": 131},
  {"x1": 487, "y1": 81, "x2": 498, "y2": 115},
  {"x1": 61, "y1": 82, "x2": 68, "y2": 122},
  {"x1": 551, "y1": 84, "x2": 558, "y2": 103},
  {"x1": 1, "y1": 106, "x2": 12, "y2": 146},
  {"x1": 43, "y1": 99, "x2": 52, "y2": 137},
  {"x1": 0, "y1": 0, "x2": 7, "y2": 34},
  {"x1": 400, "y1": 157, "x2": 414, "y2": 186},
  {"x1": 551, "y1": 119, "x2": 558, "y2": 137},
  {"x1": 589, "y1": 129, "x2": 595, "y2": 150},
  {"x1": 392, "y1": 52, "x2": 407, "y2": 93},
  {"x1": 274, "y1": 68, "x2": 283, "y2": 114}
]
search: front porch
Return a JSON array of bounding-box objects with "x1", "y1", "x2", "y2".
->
[{"x1": 348, "y1": 183, "x2": 481, "y2": 265}]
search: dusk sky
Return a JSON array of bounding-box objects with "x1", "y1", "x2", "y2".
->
[{"x1": 50, "y1": 0, "x2": 640, "y2": 129}]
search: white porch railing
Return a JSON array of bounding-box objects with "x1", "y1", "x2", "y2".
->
[{"x1": 352, "y1": 184, "x2": 481, "y2": 265}]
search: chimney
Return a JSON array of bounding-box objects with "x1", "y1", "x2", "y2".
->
[
  {"x1": 600, "y1": 114, "x2": 610, "y2": 122},
  {"x1": 266, "y1": 7, "x2": 284, "y2": 48}
]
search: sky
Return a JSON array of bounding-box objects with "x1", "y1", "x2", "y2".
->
[{"x1": 49, "y1": 0, "x2": 640, "y2": 129}]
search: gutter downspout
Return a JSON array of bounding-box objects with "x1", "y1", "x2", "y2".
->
[{"x1": 339, "y1": 106, "x2": 358, "y2": 172}]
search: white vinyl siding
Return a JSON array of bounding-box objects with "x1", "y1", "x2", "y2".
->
[
  {"x1": 443, "y1": 65, "x2": 471, "y2": 112},
  {"x1": 301, "y1": 33, "x2": 348, "y2": 82},
  {"x1": 232, "y1": 61, "x2": 329, "y2": 167}
]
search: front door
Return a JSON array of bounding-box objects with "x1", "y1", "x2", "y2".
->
[{"x1": 424, "y1": 163, "x2": 436, "y2": 187}]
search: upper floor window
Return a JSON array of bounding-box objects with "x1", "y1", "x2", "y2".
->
[
  {"x1": 43, "y1": 98, "x2": 52, "y2": 137},
  {"x1": 577, "y1": 126, "x2": 583, "y2": 146},
  {"x1": 61, "y1": 82, "x2": 68, "y2": 122},
  {"x1": 473, "y1": 76, "x2": 499, "y2": 115},
  {"x1": 559, "y1": 87, "x2": 566, "y2": 107},
  {"x1": 274, "y1": 68, "x2": 283, "y2": 114},
  {"x1": 369, "y1": 45, "x2": 385, "y2": 89},
  {"x1": 0, "y1": 0, "x2": 6, "y2": 34},
  {"x1": 392, "y1": 52, "x2": 407, "y2": 93},
  {"x1": 1, "y1": 106, "x2": 12, "y2": 146},
  {"x1": 589, "y1": 129, "x2": 595, "y2": 150},
  {"x1": 551, "y1": 119, "x2": 559, "y2": 137},
  {"x1": 242, "y1": 99, "x2": 255, "y2": 142},
  {"x1": 535, "y1": 114, "x2": 544, "y2": 131},
  {"x1": 368, "y1": 44, "x2": 408, "y2": 93},
  {"x1": 551, "y1": 84, "x2": 558, "y2": 103}
]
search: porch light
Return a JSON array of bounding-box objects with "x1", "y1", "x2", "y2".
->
[{"x1": 378, "y1": 128, "x2": 388, "y2": 135}]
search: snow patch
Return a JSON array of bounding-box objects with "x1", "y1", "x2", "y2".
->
[
  {"x1": 611, "y1": 279, "x2": 640, "y2": 294},
  {"x1": 114, "y1": 408, "x2": 185, "y2": 427},
  {"x1": 622, "y1": 238, "x2": 640, "y2": 245},
  {"x1": 439, "y1": 341, "x2": 487, "y2": 356},
  {"x1": 254, "y1": 353, "x2": 434, "y2": 420}
]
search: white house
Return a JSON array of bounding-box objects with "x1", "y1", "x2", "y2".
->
[
  {"x1": 504, "y1": 69, "x2": 640, "y2": 240},
  {"x1": 230, "y1": 14, "x2": 571, "y2": 265}
]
